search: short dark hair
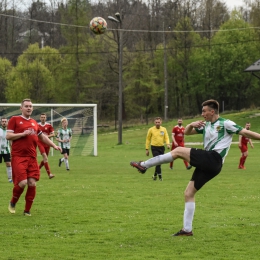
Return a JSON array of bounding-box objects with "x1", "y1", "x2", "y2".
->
[
  {"x1": 41, "y1": 113, "x2": 46, "y2": 116},
  {"x1": 202, "y1": 99, "x2": 219, "y2": 114},
  {"x1": 154, "y1": 117, "x2": 162, "y2": 121}
]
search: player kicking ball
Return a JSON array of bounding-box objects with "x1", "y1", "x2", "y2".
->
[{"x1": 130, "y1": 99, "x2": 260, "y2": 236}]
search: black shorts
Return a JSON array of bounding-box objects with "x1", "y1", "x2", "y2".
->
[
  {"x1": 0, "y1": 153, "x2": 11, "y2": 163},
  {"x1": 151, "y1": 146, "x2": 165, "y2": 157},
  {"x1": 190, "y1": 148, "x2": 222, "y2": 190},
  {"x1": 61, "y1": 148, "x2": 70, "y2": 155}
]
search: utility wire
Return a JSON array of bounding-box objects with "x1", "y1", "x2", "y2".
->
[{"x1": 0, "y1": 13, "x2": 260, "y2": 33}]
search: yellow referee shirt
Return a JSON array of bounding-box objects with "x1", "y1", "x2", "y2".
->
[{"x1": 145, "y1": 126, "x2": 170, "y2": 149}]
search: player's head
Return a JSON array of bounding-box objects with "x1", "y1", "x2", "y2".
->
[
  {"x1": 61, "y1": 117, "x2": 68, "y2": 128},
  {"x1": 202, "y1": 99, "x2": 219, "y2": 114},
  {"x1": 177, "y1": 118, "x2": 183, "y2": 126},
  {"x1": 245, "y1": 122, "x2": 250, "y2": 130},
  {"x1": 201, "y1": 99, "x2": 219, "y2": 122},
  {"x1": 1, "y1": 117, "x2": 8, "y2": 129},
  {"x1": 154, "y1": 117, "x2": 162, "y2": 129},
  {"x1": 20, "y1": 98, "x2": 33, "y2": 118},
  {"x1": 40, "y1": 113, "x2": 47, "y2": 123}
]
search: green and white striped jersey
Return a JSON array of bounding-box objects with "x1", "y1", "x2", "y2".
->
[
  {"x1": 0, "y1": 127, "x2": 10, "y2": 154},
  {"x1": 57, "y1": 128, "x2": 72, "y2": 149},
  {"x1": 195, "y1": 117, "x2": 243, "y2": 162}
]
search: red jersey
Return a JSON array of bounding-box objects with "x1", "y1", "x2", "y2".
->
[
  {"x1": 241, "y1": 136, "x2": 250, "y2": 145},
  {"x1": 38, "y1": 122, "x2": 54, "y2": 147},
  {"x1": 7, "y1": 116, "x2": 41, "y2": 158},
  {"x1": 172, "y1": 125, "x2": 185, "y2": 143}
]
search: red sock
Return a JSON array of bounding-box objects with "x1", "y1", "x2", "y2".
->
[
  {"x1": 25, "y1": 186, "x2": 36, "y2": 212},
  {"x1": 239, "y1": 157, "x2": 243, "y2": 166},
  {"x1": 242, "y1": 155, "x2": 247, "y2": 166},
  {"x1": 39, "y1": 161, "x2": 44, "y2": 169},
  {"x1": 11, "y1": 185, "x2": 24, "y2": 204},
  {"x1": 44, "y1": 162, "x2": 51, "y2": 175}
]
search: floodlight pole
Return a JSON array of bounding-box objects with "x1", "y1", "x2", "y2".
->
[
  {"x1": 163, "y1": 22, "x2": 168, "y2": 121},
  {"x1": 108, "y1": 13, "x2": 123, "y2": 145}
]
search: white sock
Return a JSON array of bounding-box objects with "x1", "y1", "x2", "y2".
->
[
  {"x1": 141, "y1": 152, "x2": 173, "y2": 168},
  {"x1": 6, "y1": 166, "x2": 12, "y2": 180},
  {"x1": 61, "y1": 158, "x2": 64, "y2": 162},
  {"x1": 183, "y1": 202, "x2": 195, "y2": 232},
  {"x1": 64, "y1": 158, "x2": 69, "y2": 169}
]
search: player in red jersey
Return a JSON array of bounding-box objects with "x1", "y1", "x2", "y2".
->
[
  {"x1": 238, "y1": 122, "x2": 253, "y2": 169},
  {"x1": 7, "y1": 99, "x2": 62, "y2": 216},
  {"x1": 38, "y1": 113, "x2": 55, "y2": 179},
  {"x1": 170, "y1": 118, "x2": 192, "y2": 170}
]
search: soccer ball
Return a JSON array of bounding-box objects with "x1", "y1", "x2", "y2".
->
[{"x1": 89, "y1": 17, "x2": 107, "y2": 35}]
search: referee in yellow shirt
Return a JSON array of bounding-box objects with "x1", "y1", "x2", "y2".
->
[{"x1": 145, "y1": 117, "x2": 171, "y2": 181}]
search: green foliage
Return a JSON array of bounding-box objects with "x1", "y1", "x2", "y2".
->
[
  {"x1": 0, "y1": 58, "x2": 12, "y2": 102},
  {"x1": 124, "y1": 40, "x2": 159, "y2": 120},
  {"x1": 5, "y1": 44, "x2": 57, "y2": 103},
  {"x1": 58, "y1": 36, "x2": 106, "y2": 103},
  {"x1": 60, "y1": 0, "x2": 91, "y2": 45},
  {"x1": 2, "y1": 7, "x2": 260, "y2": 118},
  {"x1": 57, "y1": 0, "x2": 106, "y2": 103},
  {"x1": 167, "y1": 17, "x2": 204, "y2": 116},
  {"x1": 209, "y1": 11, "x2": 260, "y2": 108}
]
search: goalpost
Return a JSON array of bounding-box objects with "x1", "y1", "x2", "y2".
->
[{"x1": 0, "y1": 103, "x2": 98, "y2": 156}]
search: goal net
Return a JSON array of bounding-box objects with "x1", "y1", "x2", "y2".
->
[{"x1": 0, "y1": 103, "x2": 97, "y2": 156}]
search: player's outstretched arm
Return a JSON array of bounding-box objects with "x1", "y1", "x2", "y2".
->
[
  {"x1": 239, "y1": 128, "x2": 260, "y2": 140},
  {"x1": 39, "y1": 133, "x2": 62, "y2": 152}
]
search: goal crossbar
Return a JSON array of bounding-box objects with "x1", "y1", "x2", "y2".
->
[{"x1": 0, "y1": 103, "x2": 98, "y2": 156}]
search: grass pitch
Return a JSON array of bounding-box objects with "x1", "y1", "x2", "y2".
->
[{"x1": 1, "y1": 111, "x2": 260, "y2": 259}]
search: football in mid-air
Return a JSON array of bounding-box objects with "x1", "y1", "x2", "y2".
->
[{"x1": 89, "y1": 17, "x2": 107, "y2": 35}]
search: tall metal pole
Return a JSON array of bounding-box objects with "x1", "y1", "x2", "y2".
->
[
  {"x1": 118, "y1": 25, "x2": 123, "y2": 144},
  {"x1": 163, "y1": 22, "x2": 168, "y2": 121},
  {"x1": 108, "y1": 13, "x2": 123, "y2": 144}
]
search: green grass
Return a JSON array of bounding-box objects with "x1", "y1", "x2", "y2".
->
[{"x1": 1, "y1": 110, "x2": 260, "y2": 259}]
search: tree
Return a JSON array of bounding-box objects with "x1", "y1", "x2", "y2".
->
[
  {"x1": 166, "y1": 17, "x2": 203, "y2": 116},
  {"x1": 124, "y1": 40, "x2": 159, "y2": 123},
  {"x1": 57, "y1": 0, "x2": 106, "y2": 103},
  {"x1": 0, "y1": 57, "x2": 12, "y2": 102},
  {"x1": 209, "y1": 11, "x2": 260, "y2": 110},
  {"x1": 5, "y1": 43, "x2": 58, "y2": 103}
]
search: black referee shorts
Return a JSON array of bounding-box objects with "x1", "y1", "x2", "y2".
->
[
  {"x1": 190, "y1": 148, "x2": 223, "y2": 190},
  {"x1": 151, "y1": 146, "x2": 165, "y2": 157}
]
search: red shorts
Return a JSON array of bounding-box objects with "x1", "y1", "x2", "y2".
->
[
  {"x1": 38, "y1": 143, "x2": 50, "y2": 155},
  {"x1": 239, "y1": 144, "x2": 248, "y2": 153},
  {"x1": 11, "y1": 156, "x2": 40, "y2": 185},
  {"x1": 171, "y1": 141, "x2": 185, "y2": 150}
]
